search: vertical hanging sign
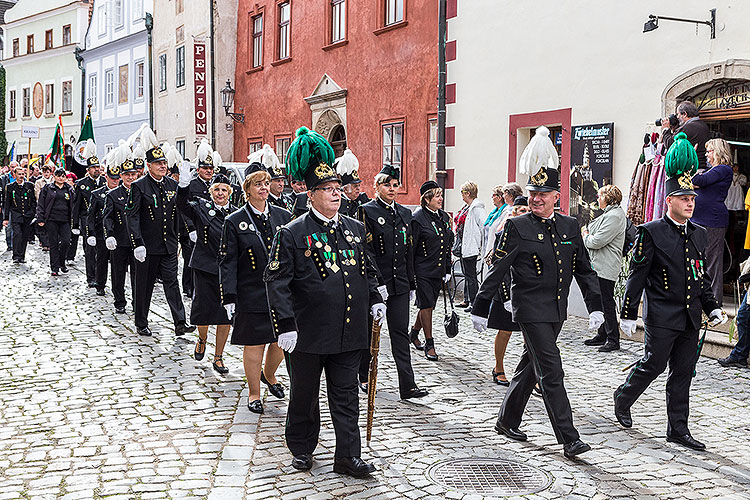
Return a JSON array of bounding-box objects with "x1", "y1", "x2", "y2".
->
[{"x1": 194, "y1": 42, "x2": 207, "y2": 136}]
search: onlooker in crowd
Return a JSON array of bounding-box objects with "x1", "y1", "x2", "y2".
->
[
  {"x1": 676, "y1": 101, "x2": 711, "y2": 170},
  {"x1": 719, "y1": 257, "x2": 750, "y2": 368},
  {"x1": 582, "y1": 185, "x2": 627, "y2": 352},
  {"x1": 65, "y1": 172, "x2": 79, "y2": 263},
  {"x1": 692, "y1": 138, "x2": 733, "y2": 306},
  {"x1": 3, "y1": 165, "x2": 37, "y2": 263},
  {"x1": 454, "y1": 181, "x2": 486, "y2": 310},
  {"x1": 37, "y1": 168, "x2": 75, "y2": 276},
  {"x1": 484, "y1": 183, "x2": 523, "y2": 263},
  {"x1": 35, "y1": 164, "x2": 54, "y2": 251}
]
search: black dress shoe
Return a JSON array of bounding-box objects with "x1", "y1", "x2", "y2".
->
[
  {"x1": 194, "y1": 338, "x2": 207, "y2": 361},
  {"x1": 96, "y1": 289, "x2": 105, "y2": 296},
  {"x1": 115, "y1": 306, "x2": 127, "y2": 314},
  {"x1": 583, "y1": 335, "x2": 606, "y2": 346},
  {"x1": 60, "y1": 266, "x2": 68, "y2": 273},
  {"x1": 137, "y1": 326, "x2": 152, "y2": 337},
  {"x1": 333, "y1": 456, "x2": 376, "y2": 478},
  {"x1": 213, "y1": 356, "x2": 229, "y2": 375},
  {"x1": 598, "y1": 341, "x2": 620, "y2": 352},
  {"x1": 563, "y1": 439, "x2": 591, "y2": 458},
  {"x1": 410, "y1": 329, "x2": 423, "y2": 351},
  {"x1": 261, "y1": 371, "x2": 285, "y2": 399},
  {"x1": 717, "y1": 356, "x2": 748, "y2": 368},
  {"x1": 175, "y1": 323, "x2": 196, "y2": 336},
  {"x1": 495, "y1": 422, "x2": 527, "y2": 441},
  {"x1": 424, "y1": 339, "x2": 438, "y2": 361},
  {"x1": 247, "y1": 399, "x2": 264, "y2": 414},
  {"x1": 400, "y1": 386, "x2": 429, "y2": 399},
  {"x1": 667, "y1": 433, "x2": 705, "y2": 451},
  {"x1": 291, "y1": 454, "x2": 313, "y2": 471},
  {"x1": 613, "y1": 392, "x2": 632, "y2": 428},
  {"x1": 492, "y1": 370, "x2": 510, "y2": 386}
]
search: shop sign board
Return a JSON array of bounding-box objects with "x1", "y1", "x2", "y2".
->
[{"x1": 569, "y1": 122, "x2": 614, "y2": 227}]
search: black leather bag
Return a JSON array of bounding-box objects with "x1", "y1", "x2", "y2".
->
[{"x1": 443, "y1": 282, "x2": 460, "y2": 338}]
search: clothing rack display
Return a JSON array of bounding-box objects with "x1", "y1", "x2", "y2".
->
[{"x1": 627, "y1": 133, "x2": 666, "y2": 226}]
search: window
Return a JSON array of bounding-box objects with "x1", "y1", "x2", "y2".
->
[
  {"x1": 62, "y1": 81, "x2": 72, "y2": 113},
  {"x1": 248, "y1": 140, "x2": 262, "y2": 155},
  {"x1": 98, "y1": 6, "x2": 106, "y2": 36},
  {"x1": 175, "y1": 139, "x2": 186, "y2": 160},
  {"x1": 22, "y1": 88, "x2": 30, "y2": 117},
  {"x1": 89, "y1": 74, "x2": 97, "y2": 109},
  {"x1": 428, "y1": 118, "x2": 437, "y2": 179},
  {"x1": 45, "y1": 30, "x2": 53, "y2": 49},
  {"x1": 175, "y1": 25, "x2": 184, "y2": 45},
  {"x1": 382, "y1": 121, "x2": 404, "y2": 174},
  {"x1": 26, "y1": 35, "x2": 33, "y2": 54},
  {"x1": 135, "y1": 61, "x2": 145, "y2": 100},
  {"x1": 175, "y1": 46, "x2": 185, "y2": 88},
  {"x1": 158, "y1": 54, "x2": 167, "y2": 91},
  {"x1": 118, "y1": 65, "x2": 128, "y2": 104},
  {"x1": 176, "y1": 0, "x2": 184, "y2": 14},
  {"x1": 385, "y1": 0, "x2": 404, "y2": 26},
  {"x1": 105, "y1": 69, "x2": 114, "y2": 106},
  {"x1": 275, "y1": 137, "x2": 291, "y2": 164},
  {"x1": 277, "y1": 2, "x2": 290, "y2": 60},
  {"x1": 9, "y1": 90, "x2": 16, "y2": 119},
  {"x1": 331, "y1": 0, "x2": 346, "y2": 42},
  {"x1": 63, "y1": 25, "x2": 71, "y2": 45},
  {"x1": 12, "y1": 39, "x2": 18, "y2": 57},
  {"x1": 252, "y1": 14, "x2": 263, "y2": 68},
  {"x1": 133, "y1": 0, "x2": 144, "y2": 21},
  {"x1": 114, "y1": 0, "x2": 123, "y2": 27},
  {"x1": 45, "y1": 83, "x2": 54, "y2": 114}
]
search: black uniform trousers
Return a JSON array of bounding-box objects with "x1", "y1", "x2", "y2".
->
[
  {"x1": 82, "y1": 223, "x2": 97, "y2": 283},
  {"x1": 38, "y1": 224, "x2": 49, "y2": 248},
  {"x1": 10, "y1": 220, "x2": 33, "y2": 261},
  {"x1": 134, "y1": 253, "x2": 186, "y2": 329},
  {"x1": 47, "y1": 221, "x2": 71, "y2": 272},
  {"x1": 66, "y1": 231, "x2": 78, "y2": 260},
  {"x1": 614, "y1": 325, "x2": 698, "y2": 436},
  {"x1": 358, "y1": 292, "x2": 416, "y2": 393},
  {"x1": 597, "y1": 277, "x2": 619, "y2": 344},
  {"x1": 94, "y1": 240, "x2": 109, "y2": 292},
  {"x1": 286, "y1": 349, "x2": 361, "y2": 458},
  {"x1": 111, "y1": 246, "x2": 135, "y2": 309},
  {"x1": 180, "y1": 238, "x2": 194, "y2": 296},
  {"x1": 499, "y1": 322, "x2": 579, "y2": 444}
]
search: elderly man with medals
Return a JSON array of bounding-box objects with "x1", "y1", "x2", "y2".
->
[
  {"x1": 264, "y1": 127, "x2": 385, "y2": 477},
  {"x1": 472, "y1": 126, "x2": 605, "y2": 459}
]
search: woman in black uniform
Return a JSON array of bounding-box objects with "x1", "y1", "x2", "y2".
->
[
  {"x1": 409, "y1": 181, "x2": 453, "y2": 361},
  {"x1": 177, "y1": 163, "x2": 236, "y2": 373},
  {"x1": 218, "y1": 164, "x2": 292, "y2": 413},
  {"x1": 36, "y1": 168, "x2": 75, "y2": 276}
]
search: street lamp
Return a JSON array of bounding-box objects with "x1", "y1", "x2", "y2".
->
[
  {"x1": 220, "y1": 79, "x2": 244, "y2": 123},
  {"x1": 643, "y1": 9, "x2": 716, "y2": 39}
]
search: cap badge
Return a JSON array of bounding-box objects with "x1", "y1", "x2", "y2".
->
[
  {"x1": 678, "y1": 172, "x2": 694, "y2": 190},
  {"x1": 530, "y1": 168, "x2": 548, "y2": 187},
  {"x1": 314, "y1": 162, "x2": 335, "y2": 179}
]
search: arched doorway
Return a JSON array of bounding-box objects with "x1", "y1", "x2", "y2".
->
[{"x1": 329, "y1": 125, "x2": 347, "y2": 158}]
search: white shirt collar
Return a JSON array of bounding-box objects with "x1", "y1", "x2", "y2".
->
[
  {"x1": 377, "y1": 195, "x2": 395, "y2": 209},
  {"x1": 425, "y1": 206, "x2": 438, "y2": 215},
  {"x1": 667, "y1": 213, "x2": 687, "y2": 228},
  {"x1": 148, "y1": 172, "x2": 163, "y2": 183},
  {"x1": 248, "y1": 201, "x2": 269, "y2": 217},
  {"x1": 214, "y1": 201, "x2": 229, "y2": 211},
  {"x1": 311, "y1": 206, "x2": 339, "y2": 225}
]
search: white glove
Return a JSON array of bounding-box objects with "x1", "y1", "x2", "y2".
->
[
  {"x1": 86, "y1": 236, "x2": 97, "y2": 247},
  {"x1": 472, "y1": 314, "x2": 488, "y2": 332},
  {"x1": 371, "y1": 303, "x2": 387, "y2": 325},
  {"x1": 504, "y1": 300, "x2": 512, "y2": 313},
  {"x1": 443, "y1": 273, "x2": 451, "y2": 283},
  {"x1": 277, "y1": 331, "x2": 298, "y2": 352},
  {"x1": 224, "y1": 303, "x2": 235, "y2": 321},
  {"x1": 709, "y1": 308, "x2": 728, "y2": 327},
  {"x1": 188, "y1": 230, "x2": 197, "y2": 243},
  {"x1": 133, "y1": 246, "x2": 147, "y2": 262},
  {"x1": 589, "y1": 311, "x2": 605, "y2": 330},
  {"x1": 377, "y1": 285, "x2": 389, "y2": 302},
  {"x1": 72, "y1": 228, "x2": 80, "y2": 236},
  {"x1": 105, "y1": 237, "x2": 117, "y2": 251},
  {"x1": 178, "y1": 162, "x2": 192, "y2": 188},
  {"x1": 409, "y1": 290, "x2": 416, "y2": 303},
  {"x1": 620, "y1": 318, "x2": 637, "y2": 337}
]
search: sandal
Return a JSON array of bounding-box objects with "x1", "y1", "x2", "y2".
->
[
  {"x1": 492, "y1": 369, "x2": 510, "y2": 386},
  {"x1": 194, "y1": 338, "x2": 207, "y2": 361},
  {"x1": 213, "y1": 355, "x2": 229, "y2": 374},
  {"x1": 424, "y1": 338, "x2": 438, "y2": 361},
  {"x1": 410, "y1": 329, "x2": 423, "y2": 351}
]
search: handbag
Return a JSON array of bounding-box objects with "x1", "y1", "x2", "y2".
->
[{"x1": 443, "y1": 282, "x2": 460, "y2": 338}]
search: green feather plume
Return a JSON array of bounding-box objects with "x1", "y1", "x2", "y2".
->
[
  {"x1": 286, "y1": 126, "x2": 335, "y2": 180},
  {"x1": 665, "y1": 132, "x2": 698, "y2": 178}
]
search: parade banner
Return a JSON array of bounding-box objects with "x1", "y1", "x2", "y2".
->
[
  {"x1": 569, "y1": 122, "x2": 614, "y2": 227},
  {"x1": 194, "y1": 42, "x2": 207, "y2": 136}
]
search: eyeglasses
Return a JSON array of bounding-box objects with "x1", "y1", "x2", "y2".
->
[{"x1": 314, "y1": 186, "x2": 343, "y2": 194}]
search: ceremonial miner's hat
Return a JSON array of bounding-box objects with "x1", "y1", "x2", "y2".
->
[
  {"x1": 244, "y1": 162, "x2": 266, "y2": 178},
  {"x1": 82, "y1": 139, "x2": 100, "y2": 168},
  {"x1": 196, "y1": 139, "x2": 214, "y2": 170},
  {"x1": 520, "y1": 126, "x2": 560, "y2": 193},
  {"x1": 378, "y1": 163, "x2": 401, "y2": 182},
  {"x1": 139, "y1": 124, "x2": 166, "y2": 163},
  {"x1": 664, "y1": 132, "x2": 698, "y2": 197},
  {"x1": 286, "y1": 126, "x2": 338, "y2": 190},
  {"x1": 420, "y1": 180, "x2": 440, "y2": 195},
  {"x1": 335, "y1": 149, "x2": 362, "y2": 186},
  {"x1": 212, "y1": 173, "x2": 231, "y2": 186},
  {"x1": 261, "y1": 144, "x2": 285, "y2": 180},
  {"x1": 165, "y1": 142, "x2": 185, "y2": 177},
  {"x1": 104, "y1": 141, "x2": 127, "y2": 179}
]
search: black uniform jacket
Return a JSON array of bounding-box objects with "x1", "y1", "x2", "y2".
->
[
  {"x1": 359, "y1": 198, "x2": 416, "y2": 295},
  {"x1": 473, "y1": 213, "x2": 602, "y2": 323},
  {"x1": 291, "y1": 192, "x2": 309, "y2": 218},
  {"x1": 339, "y1": 193, "x2": 369, "y2": 218},
  {"x1": 620, "y1": 216, "x2": 718, "y2": 331},
  {"x1": 3, "y1": 181, "x2": 36, "y2": 222},
  {"x1": 103, "y1": 185, "x2": 132, "y2": 248},
  {"x1": 264, "y1": 211, "x2": 382, "y2": 354},
  {"x1": 73, "y1": 175, "x2": 106, "y2": 223},
  {"x1": 125, "y1": 174, "x2": 180, "y2": 255},
  {"x1": 218, "y1": 203, "x2": 291, "y2": 311},
  {"x1": 411, "y1": 207, "x2": 453, "y2": 279},
  {"x1": 86, "y1": 185, "x2": 109, "y2": 240},
  {"x1": 177, "y1": 186, "x2": 236, "y2": 275},
  {"x1": 36, "y1": 183, "x2": 75, "y2": 225},
  {"x1": 268, "y1": 193, "x2": 291, "y2": 211}
]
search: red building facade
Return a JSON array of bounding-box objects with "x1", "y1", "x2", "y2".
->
[{"x1": 233, "y1": 0, "x2": 438, "y2": 203}]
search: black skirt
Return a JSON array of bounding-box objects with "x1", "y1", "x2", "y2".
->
[
  {"x1": 231, "y1": 312, "x2": 276, "y2": 346},
  {"x1": 416, "y1": 276, "x2": 443, "y2": 310},
  {"x1": 487, "y1": 299, "x2": 519, "y2": 332},
  {"x1": 191, "y1": 269, "x2": 231, "y2": 326}
]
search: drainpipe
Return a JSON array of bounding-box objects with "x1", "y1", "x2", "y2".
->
[
  {"x1": 436, "y1": 0, "x2": 447, "y2": 190},
  {"x1": 146, "y1": 13, "x2": 154, "y2": 129},
  {"x1": 74, "y1": 46, "x2": 85, "y2": 127},
  {"x1": 209, "y1": 0, "x2": 217, "y2": 150}
]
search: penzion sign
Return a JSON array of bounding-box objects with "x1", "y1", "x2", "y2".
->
[{"x1": 194, "y1": 42, "x2": 207, "y2": 136}]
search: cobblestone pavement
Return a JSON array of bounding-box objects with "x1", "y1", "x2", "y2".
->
[{"x1": 2, "y1": 244, "x2": 750, "y2": 500}]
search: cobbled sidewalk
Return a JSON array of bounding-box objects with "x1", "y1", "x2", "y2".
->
[{"x1": 1, "y1": 244, "x2": 749, "y2": 500}]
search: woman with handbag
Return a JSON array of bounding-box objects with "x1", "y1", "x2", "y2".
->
[
  {"x1": 454, "y1": 182, "x2": 486, "y2": 310},
  {"x1": 410, "y1": 181, "x2": 454, "y2": 361}
]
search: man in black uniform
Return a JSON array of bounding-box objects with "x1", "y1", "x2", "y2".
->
[
  {"x1": 86, "y1": 162, "x2": 120, "y2": 296},
  {"x1": 73, "y1": 141, "x2": 106, "y2": 287},
  {"x1": 125, "y1": 126, "x2": 193, "y2": 337},
  {"x1": 3, "y1": 165, "x2": 36, "y2": 263},
  {"x1": 265, "y1": 127, "x2": 383, "y2": 477},
  {"x1": 357, "y1": 164, "x2": 427, "y2": 399},
  {"x1": 615, "y1": 132, "x2": 726, "y2": 451},
  {"x1": 335, "y1": 149, "x2": 369, "y2": 218},
  {"x1": 268, "y1": 163, "x2": 291, "y2": 211},
  {"x1": 472, "y1": 126, "x2": 604, "y2": 459}
]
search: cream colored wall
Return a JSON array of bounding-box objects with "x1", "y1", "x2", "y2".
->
[{"x1": 445, "y1": 0, "x2": 750, "y2": 213}]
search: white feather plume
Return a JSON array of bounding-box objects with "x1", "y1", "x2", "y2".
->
[
  {"x1": 113, "y1": 141, "x2": 130, "y2": 167},
  {"x1": 126, "y1": 123, "x2": 148, "y2": 148},
  {"x1": 197, "y1": 138, "x2": 213, "y2": 163},
  {"x1": 132, "y1": 142, "x2": 146, "y2": 161},
  {"x1": 213, "y1": 151, "x2": 223, "y2": 167},
  {"x1": 247, "y1": 149, "x2": 263, "y2": 163},
  {"x1": 105, "y1": 146, "x2": 117, "y2": 167},
  {"x1": 82, "y1": 139, "x2": 97, "y2": 160},
  {"x1": 166, "y1": 145, "x2": 182, "y2": 168},
  {"x1": 139, "y1": 124, "x2": 160, "y2": 151},
  {"x1": 334, "y1": 149, "x2": 359, "y2": 176},
  {"x1": 518, "y1": 126, "x2": 559, "y2": 177},
  {"x1": 261, "y1": 144, "x2": 280, "y2": 170}
]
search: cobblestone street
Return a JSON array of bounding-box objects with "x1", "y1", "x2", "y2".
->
[{"x1": 2, "y1": 245, "x2": 750, "y2": 500}]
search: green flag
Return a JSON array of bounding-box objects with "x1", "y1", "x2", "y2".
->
[
  {"x1": 47, "y1": 123, "x2": 65, "y2": 169},
  {"x1": 74, "y1": 106, "x2": 95, "y2": 165}
]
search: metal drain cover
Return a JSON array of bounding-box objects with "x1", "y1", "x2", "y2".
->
[{"x1": 427, "y1": 458, "x2": 552, "y2": 495}]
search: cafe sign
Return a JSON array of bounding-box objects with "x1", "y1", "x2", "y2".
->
[{"x1": 694, "y1": 81, "x2": 750, "y2": 110}]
